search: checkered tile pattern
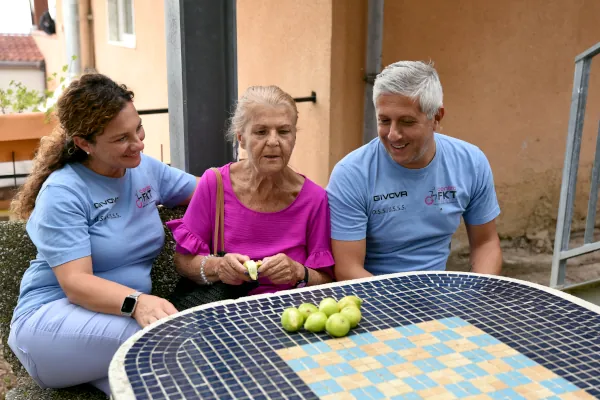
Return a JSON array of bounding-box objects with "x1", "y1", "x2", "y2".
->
[
  {"x1": 115, "y1": 274, "x2": 600, "y2": 399},
  {"x1": 277, "y1": 317, "x2": 594, "y2": 400}
]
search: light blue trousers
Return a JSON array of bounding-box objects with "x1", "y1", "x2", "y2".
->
[{"x1": 8, "y1": 298, "x2": 141, "y2": 396}]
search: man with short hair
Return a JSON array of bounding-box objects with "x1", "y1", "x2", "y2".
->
[{"x1": 326, "y1": 60, "x2": 502, "y2": 280}]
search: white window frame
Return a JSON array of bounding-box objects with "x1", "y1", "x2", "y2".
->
[{"x1": 107, "y1": 0, "x2": 136, "y2": 48}]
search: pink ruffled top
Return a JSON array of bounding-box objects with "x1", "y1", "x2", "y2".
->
[{"x1": 166, "y1": 163, "x2": 335, "y2": 295}]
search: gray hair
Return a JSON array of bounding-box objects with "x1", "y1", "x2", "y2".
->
[
  {"x1": 226, "y1": 85, "x2": 298, "y2": 144},
  {"x1": 373, "y1": 60, "x2": 443, "y2": 120}
]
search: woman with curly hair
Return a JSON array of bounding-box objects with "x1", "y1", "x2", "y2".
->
[{"x1": 8, "y1": 73, "x2": 197, "y2": 395}]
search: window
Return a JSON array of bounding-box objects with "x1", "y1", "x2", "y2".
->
[{"x1": 107, "y1": 0, "x2": 135, "y2": 47}]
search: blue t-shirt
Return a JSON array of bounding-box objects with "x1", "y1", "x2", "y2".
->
[
  {"x1": 326, "y1": 133, "x2": 500, "y2": 275},
  {"x1": 11, "y1": 154, "x2": 197, "y2": 323}
]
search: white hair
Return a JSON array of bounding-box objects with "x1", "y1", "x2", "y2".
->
[
  {"x1": 226, "y1": 85, "x2": 298, "y2": 144},
  {"x1": 373, "y1": 60, "x2": 443, "y2": 120}
]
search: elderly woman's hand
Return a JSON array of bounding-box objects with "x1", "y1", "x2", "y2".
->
[
  {"x1": 217, "y1": 253, "x2": 252, "y2": 285},
  {"x1": 132, "y1": 294, "x2": 179, "y2": 328},
  {"x1": 258, "y1": 253, "x2": 303, "y2": 285}
]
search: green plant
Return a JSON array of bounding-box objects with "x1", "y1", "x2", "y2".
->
[
  {"x1": 0, "y1": 55, "x2": 77, "y2": 119},
  {"x1": 0, "y1": 80, "x2": 44, "y2": 114}
]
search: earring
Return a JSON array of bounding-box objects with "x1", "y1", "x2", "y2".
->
[{"x1": 86, "y1": 151, "x2": 90, "y2": 155}]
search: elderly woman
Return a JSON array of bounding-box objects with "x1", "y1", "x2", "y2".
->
[
  {"x1": 8, "y1": 73, "x2": 197, "y2": 396},
  {"x1": 167, "y1": 85, "x2": 334, "y2": 296}
]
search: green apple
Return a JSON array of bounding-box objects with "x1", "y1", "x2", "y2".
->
[
  {"x1": 326, "y1": 313, "x2": 351, "y2": 337},
  {"x1": 304, "y1": 311, "x2": 328, "y2": 333},
  {"x1": 281, "y1": 308, "x2": 304, "y2": 332},
  {"x1": 297, "y1": 303, "x2": 319, "y2": 320},
  {"x1": 243, "y1": 260, "x2": 261, "y2": 280},
  {"x1": 338, "y1": 295, "x2": 362, "y2": 310},
  {"x1": 319, "y1": 297, "x2": 339, "y2": 317},
  {"x1": 340, "y1": 305, "x2": 362, "y2": 328}
]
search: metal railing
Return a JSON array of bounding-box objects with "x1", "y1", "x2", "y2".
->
[
  {"x1": 137, "y1": 92, "x2": 318, "y2": 117},
  {"x1": 0, "y1": 152, "x2": 27, "y2": 187},
  {"x1": 0, "y1": 96, "x2": 319, "y2": 185},
  {"x1": 550, "y1": 41, "x2": 600, "y2": 290}
]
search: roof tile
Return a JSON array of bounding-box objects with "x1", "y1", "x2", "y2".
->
[{"x1": 0, "y1": 34, "x2": 44, "y2": 63}]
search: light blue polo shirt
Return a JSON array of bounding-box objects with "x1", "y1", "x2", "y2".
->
[
  {"x1": 326, "y1": 133, "x2": 500, "y2": 275},
  {"x1": 11, "y1": 154, "x2": 197, "y2": 323}
]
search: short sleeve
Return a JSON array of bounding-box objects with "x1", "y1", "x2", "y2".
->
[
  {"x1": 165, "y1": 168, "x2": 215, "y2": 255},
  {"x1": 27, "y1": 185, "x2": 91, "y2": 267},
  {"x1": 144, "y1": 155, "x2": 197, "y2": 208},
  {"x1": 463, "y1": 149, "x2": 501, "y2": 225},
  {"x1": 325, "y1": 163, "x2": 369, "y2": 241},
  {"x1": 304, "y1": 191, "x2": 335, "y2": 275}
]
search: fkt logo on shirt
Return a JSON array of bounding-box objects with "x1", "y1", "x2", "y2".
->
[
  {"x1": 424, "y1": 186, "x2": 457, "y2": 205},
  {"x1": 135, "y1": 185, "x2": 154, "y2": 208}
]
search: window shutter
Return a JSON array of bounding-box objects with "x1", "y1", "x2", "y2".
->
[
  {"x1": 123, "y1": 0, "x2": 134, "y2": 35},
  {"x1": 107, "y1": 0, "x2": 119, "y2": 41}
]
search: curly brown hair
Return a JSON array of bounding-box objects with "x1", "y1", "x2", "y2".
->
[{"x1": 11, "y1": 73, "x2": 134, "y2": 220}]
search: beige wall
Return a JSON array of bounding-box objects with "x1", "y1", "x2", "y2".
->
[
  {"x1": 0, "y1": 68, "x2": 45, "y2": 95},
  {"x1": 26, "y1": 0, "x2": 600, "y2": 241},
  {"x1": 236, "y1": 0, "x2": 335, "y2": 186},
  {"x1": 329, "y1": 0, "x2": 367, "y2": 172},
  {"x1": 32, "y1": 1, "x2": 66, "y2": 91},
  {"x1": 381, "y1": 0, "x2": 600, "y2": 237},
  {"x1": 237, "y1": 0, "x2": 366, "y2": 187},
  {"x1": 91, "y1": 0, "x2": 170, "y2": 163},
  {"x1": 35, "y1": 0, "x2": 170, "y2": 164}
]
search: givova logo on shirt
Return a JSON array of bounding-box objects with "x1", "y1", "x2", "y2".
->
[
  {"x1": 135, "y1": 185, "x2": 155, "y2": 208},
  {"x1": 94, "y1": 197, "x2": 118, "y2": 208},
  {"x1": 425, "y1": 186, "x2": 458, "y2": 205},
  {"x1": 373, "y1": 191, "x2": 408, "y2": 201}
]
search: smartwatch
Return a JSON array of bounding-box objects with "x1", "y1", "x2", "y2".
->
[
  {"x1": 120, "y1": 291, "x2": 143, "y2": 317},
  {"x1": 295, "y1": 266, "x2": 309, "y2": 288}
]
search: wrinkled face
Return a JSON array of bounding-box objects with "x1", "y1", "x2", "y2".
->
[
  {"x1": 75, "y1": 101, "x2": 145, "y2": 177},
  {"x1": 376, "y1": 93, "x2": 443, "y2": 169},
  {"x1": 237, "y1": 104, "x2": 296, "y2": 175}
]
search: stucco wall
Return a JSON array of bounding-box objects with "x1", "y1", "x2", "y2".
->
[
  {"x1": 381, "y1": 0, "x2": 600, "y2": 237},
  {"x1": 0, "y1": 68, "x2": 45, "y2": 96},
  {"x1": 90, "y1": 0, "x2": 171, "y2": 163},
  {"x1": 31, "y1": 3, "x2": 66, "y2": 91},
  {"x1": 329, "y1": 0, "x2": 367, "y2": 172},
  {"x1": 236, "y1": 0, "x2": 334, "y2": 187}
]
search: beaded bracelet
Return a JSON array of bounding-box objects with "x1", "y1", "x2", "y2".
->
[{"x1": 200, "y1": 254, "x2": 215, "y2": 285}]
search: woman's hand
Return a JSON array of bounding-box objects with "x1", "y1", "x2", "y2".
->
[
  {"x1": 132, "y1": 294, "x2": 179, "y2": 328},
  {"x1": 216, "y1": 253, "x2": 251, "y2": 285},
  {"x1": 259, "y1": 253, "x2": 303, "y2": 285}
]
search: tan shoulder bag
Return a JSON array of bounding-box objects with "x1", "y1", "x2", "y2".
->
[{"x1": 210, "y1": 167, "x2": 225, "y2": 256}]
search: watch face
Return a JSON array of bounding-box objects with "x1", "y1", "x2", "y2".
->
[
  {"x1": 121, "y1": 296, "x2": 137, "y2": 313},
  {"x1": 296, "y1": 281, "x2": 307, "y2": 288}
]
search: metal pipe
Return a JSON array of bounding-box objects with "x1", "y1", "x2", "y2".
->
[
  {"x1": 78, "y1": 0, "x2": 95, "y2": 72},
  {"x1": 164, "y1": 0, "x2": 237, "y2": 175},
  {"x1": 11, "y1": 152, "x2": 17, "y2": 188},
  {"x1": 62, "y1": 0, "x2": 81, "y2": 76},
  {"x1": 294, "y1": 92, "x2": 317, "y2": 103},
  {"x1": 550, "y1": 57, "x2": 591, "y2": 288},
  {"x1": 362, "y1": 0, "x2": 384, "y2": 144},
  {"x1": 584, "y1": 119, "x2": 600, "y2": 244}
]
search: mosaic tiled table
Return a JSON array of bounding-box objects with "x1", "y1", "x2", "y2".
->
[{"x1": 109, "y1": 272, "x2": 600, "y2": 399}]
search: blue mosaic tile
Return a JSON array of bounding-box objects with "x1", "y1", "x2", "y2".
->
[{"x1": 116, "y1": 273, "x2": 600, "y2": 399}]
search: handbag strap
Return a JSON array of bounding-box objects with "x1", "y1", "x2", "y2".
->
[{"x1": 210, "y1": 167, "x2": 225, "y2": 256}]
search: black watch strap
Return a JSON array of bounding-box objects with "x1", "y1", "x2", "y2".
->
[{"x1": 295, "y1": 265, "x2": 309, "y2": 288}]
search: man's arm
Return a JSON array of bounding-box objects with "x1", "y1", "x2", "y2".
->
[
  {"x1": 326, "y1": 162, "x2": 370, "y2": 281},
  {"x1": 331, "y1": 239, "x2": 372, "y2": 281},
  {"x1": 465, "y1": 219, "x2": 502, "y2": 275}
]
